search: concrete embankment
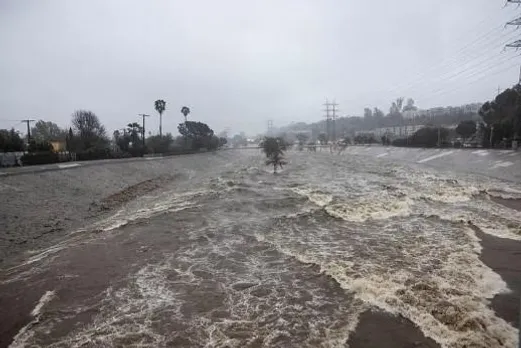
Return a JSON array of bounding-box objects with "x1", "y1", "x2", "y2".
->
[
  {"x1": 0, "y1": 151, "x2": 229, "y2": 265},
  {"x1": 343, "y1": 146, "x2": 521, "y2": 182}
]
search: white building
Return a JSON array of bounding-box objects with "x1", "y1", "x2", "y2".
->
[{"x1": 355, "y1": 123, "x2": 458, "y2": 139}]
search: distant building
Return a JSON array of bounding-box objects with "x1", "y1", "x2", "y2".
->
[{"x1": 355, "y1": 123, "x2": 458, "y2": 139}]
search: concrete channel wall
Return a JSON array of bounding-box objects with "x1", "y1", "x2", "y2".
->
[
  {"x1": 1, "y1": 146, "x2": 520, "y2": 182},
  {"x1": 343, "y1": 146, "x2": 521, "y2": 182}
]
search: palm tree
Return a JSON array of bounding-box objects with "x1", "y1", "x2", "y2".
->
[
  {"x1": 154, "y1": 99, "x2": 166, "y2": 137},
  {"x1": 261, "y1": 137, "x2": 287, "y2": 173},
  {"x1": 181, "y1": 106, "x2": 190, "y2": 122}
]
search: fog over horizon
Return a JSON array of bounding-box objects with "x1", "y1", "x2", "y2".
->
[{"x1": 1, "y1": 0, "x2": 520, "y2": 136}]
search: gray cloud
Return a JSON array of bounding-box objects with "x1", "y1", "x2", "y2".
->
[{"x1": 1, "y1": 0, "x2": 518, "y2": 135}]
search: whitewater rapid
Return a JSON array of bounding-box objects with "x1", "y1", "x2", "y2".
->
[{"x1": 2, "y1": 149, "x2": 521, "y2": 347}]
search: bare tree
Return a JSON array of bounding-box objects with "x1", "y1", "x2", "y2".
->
[{"x1": 71, "y1": 110, "x2": 107, "y2": 150}]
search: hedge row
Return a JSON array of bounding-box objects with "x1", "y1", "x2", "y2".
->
[
  {"x1": 20, "y1": 147, "x2": 201, "y2": 166},
  {"x1": 21, "y1": 152, "x2": 62, "y2": 165}
]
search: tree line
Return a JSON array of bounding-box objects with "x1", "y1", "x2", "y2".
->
[
  {"x1": 1, "y1": 100, "x2": 227, "y2": 165},
  {"x1": 479, "y1": 85, "x2": 521, "y2": 148}
]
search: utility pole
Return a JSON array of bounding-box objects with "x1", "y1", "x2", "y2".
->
[
  {"x1": 138, "y1": 114, "x2": 150, "y2": 148},
  {"x1": 21, "y1": 119, "x2": 35, "y2": 143}
]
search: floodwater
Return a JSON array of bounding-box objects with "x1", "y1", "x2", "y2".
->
[{"x1": 2, "y1": 150, "x2": 521, "y2": 347}]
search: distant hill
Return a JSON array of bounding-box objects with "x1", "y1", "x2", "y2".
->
[{"x1": 277, "y1": 103, "x2": 482, "y2": 140}]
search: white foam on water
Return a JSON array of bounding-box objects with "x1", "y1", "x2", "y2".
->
[
  {"x1": 290, "y1": 187, "x2": 333, "y2": 207},
  {"x1": 388, "y1": 167, "x2": 521, "y2": 241},
  {"x1": 487, "y1": 186, "x2": 521, "y2": 200},
  {"x1": 43, "y1": 261, "x2": 182, "y2": 348},
  {"x1": 0, "y1": 183, "x2": 22, "y2": 191},
  {"x1": 57, "y1": 163, "x2": 80, "y2": 169},
  {"x1": 3, "y1": 235, "x2": 87, "y2": 277},
  {"x1": 325, "y1": 196, "x2": 412, "y2": 222},
  {"x1": 492, "y1": 161, "x2": 514, "y2": 169},
  {"x1": 31, "y1": 290, "x2": 56, "y2": 316},
  {"x1": 376, "y1": 152, "x2": 389, "y2": 158},
  {"x1": 7, "y1": 150, "x2": 521, "y2": 348},
  {"x1": 290, "y1": 184, "x2": 412, "y2": 223},
  {"x1": 45, "y1": 232, "x2": 363, "y2": 348},
  {"x1": 472, "y1": 150, "x2": 490, "y2": 156},
  {"x1": 417, "y1": 184, "x2": 479, "y2": 204},
  {"x1": 4, "y1": 189, "x2": 210, "y2": 279},
  {"x1": 255, "y1": 208, "x2": 519, "y2": 348},
  {"x1": 9, "y1": 290, "x2": 56, "y2": 348},
  {"x1": 92, "y1": 189, "x2": 210, "y2": 232},
  {"x1": 417, "y1": 151, "x2": 455, "y2": 164},
  {"x1": 423, "y1": 199, "x2": 521, "y2": 241}
]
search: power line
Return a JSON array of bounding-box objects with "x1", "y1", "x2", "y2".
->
[
  {"x1": 422, "y1": 55, "x2": 520, "y2": 101},
  {"x1": 367, "y1": 15, "x2": 513, "y2": 99},
  {"x1": 356, "y1": 9, "x2": 521, "y2": 107},
  {"x1": 417, "y1": 51, "x2": 519, "y2": 100},
  {"x1": 392, "y1": 31, "x2": 520, "y2": 97},
  {"x1": 418, "y1": 55, "x2": 521, "y2": 105},
  {"x1": 426, "y1": 62, "x2": 519, "y2": 104}
]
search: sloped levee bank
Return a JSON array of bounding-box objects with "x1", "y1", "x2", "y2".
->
[
  {"x1": 342, "y1": 146, "x2": 521, "y2": 182},
  {"x1": 0, "y1": 152, "x2": 231, "y2": 266},
  {"x1": 1, "y1": 149, "x2": 521, "y2": 348}
]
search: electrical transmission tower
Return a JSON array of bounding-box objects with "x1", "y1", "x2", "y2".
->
[
  {"x1": 267, "y1": 120, "x2": 274, "y2": 135},
  {"x1": 505, "y1": 0, "x2": 521, "y2": 83},
  {"x1": 323, "y1": 99, "x2": 339, "y2": 142},
  {"x1": 505, "y1": 1, "x2": 521, "y2": 49}
]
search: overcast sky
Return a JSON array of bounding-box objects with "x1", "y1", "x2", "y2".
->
[{"x1": 1, "y1": 0, "x2": 520, "y2": 136}]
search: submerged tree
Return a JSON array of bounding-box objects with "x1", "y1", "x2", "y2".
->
[
  {"x1": 296, "y1": 133, "x2": 309, "y2": 151},
  {"x1": 317, "y1": 132, "x2": 328, "y2": 145},
  {"x1": 260, "y1": 137, "x2": 287, "y2": 173}
]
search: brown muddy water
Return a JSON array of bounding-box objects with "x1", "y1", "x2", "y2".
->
[{"x1": 1, "y1": 150, "x2": 521, "y2": 347}]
